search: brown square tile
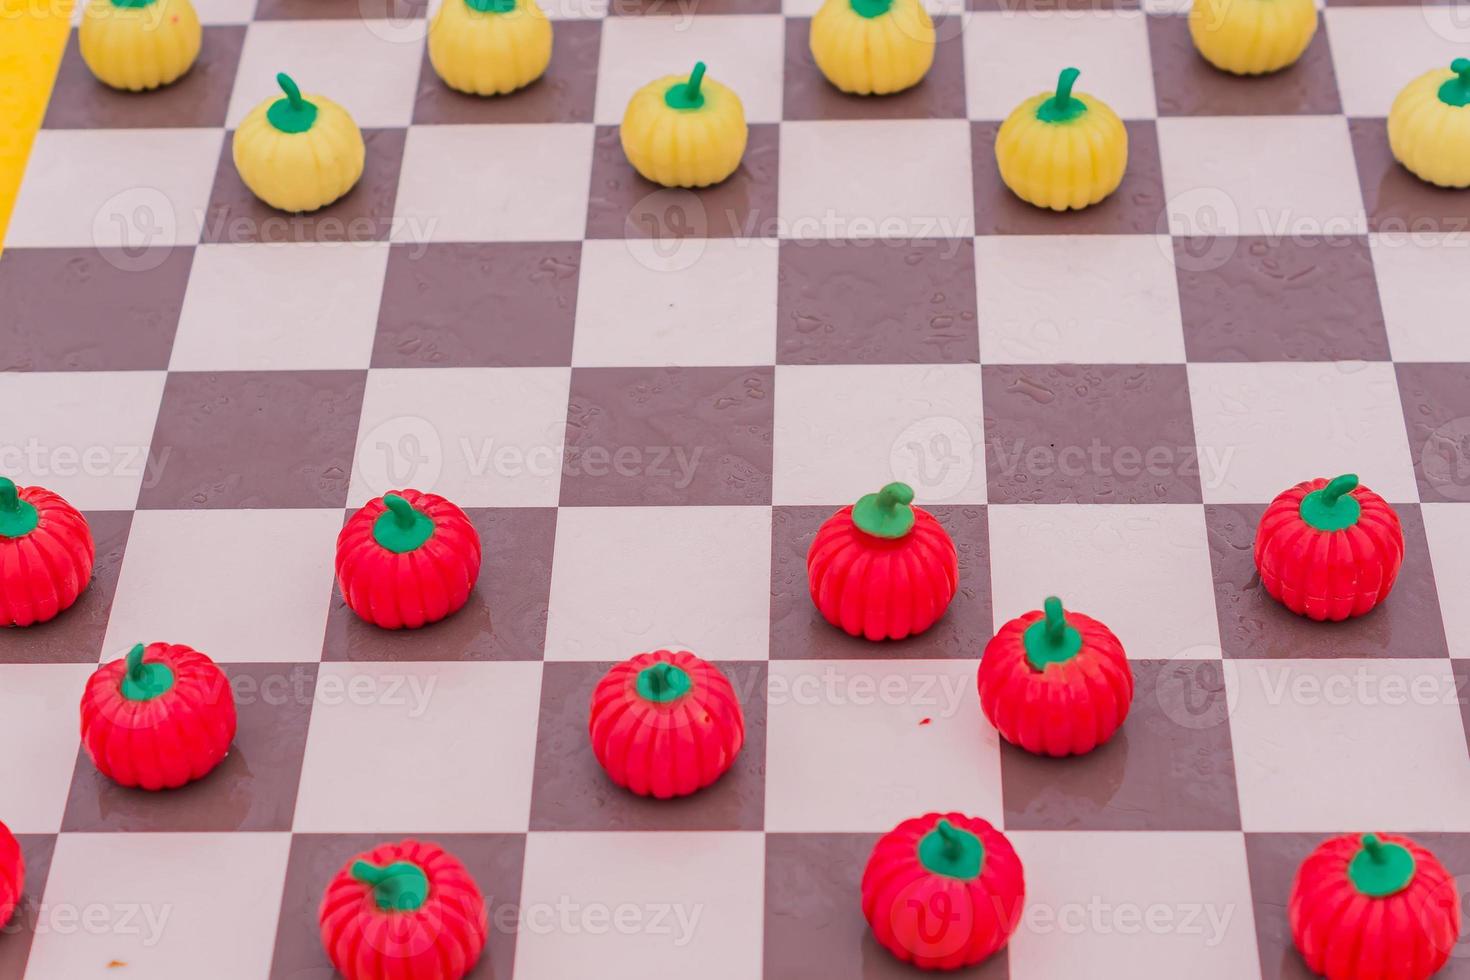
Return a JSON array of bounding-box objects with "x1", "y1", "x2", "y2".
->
[
  {"x1": 608, "y1": 0, "x2": 780, "y2": 13},
  {"x1": 1175, "y1": 236, "x2": 1389, "y2": 362},
  {"x1": 269, "y1": 833, "x2": 524, "y2": 980},
  {"x1": 969, "y1": 0, "x2": 1136, "y2": 8},
  {"x1": 764, "y1": 832, "x2": 1011, "y2": 980},
  {"x1": 254, "y1": 0, "x2": 428, "y2": 18},
  {"x1": 782, "y1": 17, "x2": 967, "y2": 121},
  {"x1": 1206, "y1": 502, "x2": 1449, "y2": 659},
  {"x1": 0, "y1": 247, "x2": 191, "y2": 372},
  {"x1": 982, "y1": 363, "x2": 1202, "y2": 504},
  {"x1": 202, "y1": 128, "x2": 407, "y2": 243},
  {"x1": 0, "y1": 511, "x2": 131, "y2": 665},
  {"x1": 1350, "y1": 117, "x2": 1470, "y2": 235},
  {"x1": 1001, "y1": 659, "x2": 1241, "y2": 830},
  {"x1": 561, "y1": 365, "x2": 774, "y2": 506},
  {"x1": 371, "y1": 242, "x2": 580, "y2": 368},
  {"x1": 585, "y1": 123, "x2": 780, "y2": 240},
  {"x1": 43, "y1": 27, "x2": 244, "y2": 129},
  {"x1": 139, "y1": 370, "x2": 366, "y2": 509},
  {"x1": 323, "y1": 507, "x2": 556, "y2": 661},
  {"x1": 528, "y1": 660, "x2": 767, "y2": 831},
  {"x1": 776, "y1": 238, "x2": 979, "y2": 364},
  {"x1": 1146, "y1": 14, "x2": 1341, "y2": 117},
  {"x1": 1398, "y1": 362, "x2": 1470, "y2": 505},
  {"x1": 61, "y1": 663, "x2": 317, "y2": 832},
  {"x1": 769, "y1": 504, "x2": 992, "y2": 660},
  {"x1": 412, "y1": 19, "x2": 599, "y2": 124},
  {"x1": 0, "y1": 835, "x2": 56, "y2": 980},
  {"x1": 972, "y1": 120, "x2": 1167, "y2": 235}
]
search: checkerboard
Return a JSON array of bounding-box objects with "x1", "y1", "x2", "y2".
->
[{"x1": 4, "y1": 0, "x2": 1470, "y2": 975}]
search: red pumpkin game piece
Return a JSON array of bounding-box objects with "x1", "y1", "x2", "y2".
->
[
  {"x1": 589, "y1": 649, "x2": 744, "y2": 799},
  {"x1": 0, "y1": 819, "x2": 22, "y2": 931},
  {"x1": 320, "y1": 839, "x2": 488, "y2": 980},
  {"x1": 0, "y1": 476, "x2": 94, "y2": 627},
  {"x1": 807, "y1": 482, "x2": 958, "y2": 641},
  {"x1": 80, "y1": 642, "x2": 237, "y2": 790},
  {"x1": 977, "y1": 596, "x2": 1133, "y2": 757},
  {"x1": 1255, "y1": 474, "x2": 1404, "y2": 622},
  {"x1": 1290, "y1": 832, "x2": 1459, "y2": 980},
  {"x1": 336, "y1": 490, "x2": 482, "y2": 630},
  {"x1": 862, "y1": 812, "x2": 1024, "y2": 971}
]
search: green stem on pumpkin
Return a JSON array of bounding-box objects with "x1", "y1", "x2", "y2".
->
[
  {"x1": 934, "y1": 819, "x2": 964, "y2": 859},
  {"x1": 120, "y1": 643, "x2": 175, "y2": 702},
  {"x1": 1362, "y1": 833, "x2": 1388, "y2": 861},
  {"x1": 1439, "y1": 58, "x2": 1470, "y2": 107},
  {"x1": 1036, "y1": 67, "x2": 1088, "y2": 124},
  {"x1": 664, "y1": 62, "x2": 709, "y2": 110},
  {"x1": 383, "y1": 493, "x2": 417, "y2": 528},
  {"x1": 1348, "y1": 833, "x2": 1417, "y2": 897},
  {"x1": 1299, "y1": 473, "x2": 1363, "y2": 532},
  {"x1": 0, "y1": 478, "x2": 19, "y2": 514},
  {"x1": 851, "y1": 482, "x2": 917, "y2": 539},
  {"x1": 645, "y1": 662, "x2": 675, "y2": 697},
  {"x1": 1053, "y1": 67, "x2": 1079, "y2": 110},
  {"x1": 351, "y1": 860, "x2": 430, "y2": 913},
  {"x1": 0, "y1": 477, "x2": 38, "y2": 538},
  {"x1": 277, "y1": 72, "x2": 304, "y2": 109},
  {"x1": 1321, "y1": 474, "x2": 1359, "y2": 506},
  {"x1": 636, "y1": 661, "x2": 693, "y2": 703},
  {"x1": 372, "y1": 493, "x2": 435, "y2": 554},
  {"x1": 266, "y1": 72, "x2": 319, "y2": 134},
  {"x1": 1023, "y1": 595, "x2": 1083, "y2": 670},
  {"x1": 126, "y1": 643, "x2": 147, "y2": 681},
  {"x1": 686, "y1": 62, "x2": 706, "y2": 101},
  {"x1": 1043, "y1": 596, "x2": 1067, "y2": 645}
]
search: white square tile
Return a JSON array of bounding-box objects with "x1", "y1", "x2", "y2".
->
[
  {"x1": 101, "y1": 509, "x2": 339, "y2": 663},
  {"x1": 294, "y1": 661, "x2": 543, "y2": 832},
  {"x1": 1326, "y1": 7, "x2": 1470, "y2": 117},
  {"x1": 765, "y1": 659, "x2": 1002, "y2": 832},
  {"x1": 595, "y1": 15, "x2": 785, "y2": 124},
  {"x1": 349, "y1": 367, "x2": 571, "y2": 506},
  {"x1": 1423, "y1": 504, "x2": 1470, "y2": 659},
  {"x1": 1371, "y1": 233, "x2": 1470, "y2": 362},
  {"x1": 779, "y1": 120, "x2": 975, "y2": 240},
  {"x1": 228, "y1": 20, "x2": 425, "y2": 129},
  {"x1": 0, "y1": 665, "x2": 94, "y2": 833},
  {"x1": 572, "y1": 238, "x2": 779, "y2": 367},
  {"x1": 1158, "y1": 116, "x2": 1365, "y2": 237},
  {"x1": 1226, "y1": 659, "x2": 1470, "y2": 831},
  {"x1": 545, "y1": 506, "x2": 771, "y2": 661},
  {"x1": 1007, "y1": 831, "x2": 1260, "y2": 980},
  {"x1": 514, "y1": 831, "x2": 764, "y2": 980},
  {"x1": 194, "y1": 0, "x2": 258, "y2": 23},
  {"x1": 1187, "y1": 361, "x2": 1418, "y2": 504},
  {"x1": 773, "y1": 363, "x2": 986, "y2": 505},
  {"x1": 27, "y1": 832, "x2": 291, "y2": 980},
  {"x1": 963, "y1": 10, "x2": 1157, "y2": 121},
  {"x1": 170, "y1": 242, "x2": 389, "y2": 371},
  {"x1": 8, "y1": 129, "x2": 223, "y2": 248},
  {"x1": 392, "y1": 124, "x2": 593, "y2": 242},
  {"x1": 0, "y1": 372, "x2": 167, "y2": 510},
  {"x1": 988, "y1": 504, "x2": 1220, "y2": 661},
  {"x1": 976, "y1": 235, "x2": 1185, "y2": 364}
]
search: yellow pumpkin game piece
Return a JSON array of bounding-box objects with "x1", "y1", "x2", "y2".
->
[
  {"x1": 232, "y1": 73, "x2": 365, "y2": 213},
  {"x1": 79, "y1": 0, "x2": 201, "y2": 92},
  {"x1": 1189, "y1": 0, "x2": 1317, "y2": 76},
  {"x1": 808, "y1": 0, "x2": 935, "y2": 97},
  {"x1": 428, "y1": 0, "x2": 553, "y2": 97},
  {"x1": 995, "y1": 67, "x2": 1128, "y2": 213},
  {"x1": 1388, "y1": 59, "x2": 1470, "y2": 189},
  {"x1": 620, "y1": 61, "x2": 747, "y2": 189}
]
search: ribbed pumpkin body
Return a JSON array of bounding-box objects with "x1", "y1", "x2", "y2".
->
[
  {"x1": 233, "y1": 91, "x2": 365, "y2": 213},
  {"x1": 0, "y1": 821, "x2": 22, "y2": 931},
  {"x1": 428, "y1": 0, "x2": 552, "y2": 97},
  {"x1": 319, "y1": 840, "x2": 489, "y2": 980},
  {"x1": 620, "y1": 67, "x2": 747, "y2": 189},
  {"x1": 809, "y1": 0, "x2": 935, "y2": 96},
  {"x1": 80, "y1": 643, "x2": 236, "y2": 790},
  {"x1": 1254, "y1": 477, "x2": 1404, "y2": 622},
  {"x1": 589, "y1": 650, "x2": 745, "y2": 799},
  {"x1": 79, "y1": 0, "x2": 201, "y2": 91},
  {"x1": 977, "y1": 605, "x2": 1133, "y2": 757},
  {"x1": 996, "y1": 76, "x2": 1128, "y2": 212},
  {"x1": 1189, "y1": 0, "x2": 1317, "y2": 76},
  {"x1": 1289, "y1": 833, "x2": 1459, "y2": 980},
  {"x1": 861, "y1": 813, "x2": 1024, "y2": 971},
  {"x1": 336, "y1": 490, "x2": 482, "y2": 630},
  {"x1": 0, "y1": 481, "x2": 95, "y2": 628},
  {"x1": 1388, "y1": 66, "x2": 1470, "y2": 189}
]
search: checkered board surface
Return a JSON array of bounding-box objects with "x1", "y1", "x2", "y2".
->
[{"x1": 4, "y1": 0, "x2": 1470, "y2": 976}]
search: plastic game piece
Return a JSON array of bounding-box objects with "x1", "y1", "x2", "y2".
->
[
  {"x1": 1254, "y1": 474, "x2": 1404, "y2": 622},
  {"x1": 1289, "y1": 832, "x2": 1459, "y2": 980},
  {"x1": 620, "y1": 61, "x2": 748, "y2": 189},
  {"x1": 1188, "y1": 0, "x2": 1317, "y2": 76},
  {"x1": 80, "y1": 642, "x2": 237, "y2": 790},
  {"x1": 320, "y1": 839, "x2": 489, "y2": 980},
  {"x1": 1389, "y1": 59, "x2": 1470, "y2": 189},
  {"x1": 0, "y1": 476, "x2": 95, "y2": 628},
  {"x1": 995, "y1": 67, "x2": 1128, "y2": 213},
  {"x1": 977, "y1": 596, "x2": 1134, "y2": 758},
  {"x1": 79, "y1": 0, "x2": 201, "y2": 92},
  {"x1": 861, "y1": 813, "x2": 1024, "y2": 971},
  {"x1": 428, "y1": 0, "x2": 553, "y2": 96},
  {"x1": 807, "y1": 482, "x2": 958, "y2": 642},
  {"x1": 232, "y1": 73, "x2": 366, "y2": 213},
  {"x1": 0, "y1": 820, "x2": 22, "y2": 931},
  {"x1": 589, "y1": 650, "x2": 744, "y2": 799},
  {"x1": 808, "y1": 0, "x2": 935, "y2": 97},
  {"x1": 336, "y1": 490, "x2": 482, "y2": 630}
]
